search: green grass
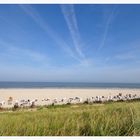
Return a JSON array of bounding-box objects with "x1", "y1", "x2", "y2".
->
[{"x1": 0, "y1": 101, "x2": 140, "y2": 136}]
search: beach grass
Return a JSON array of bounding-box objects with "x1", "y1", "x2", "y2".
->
[{"x1": 0, "y1": 101, "x2": 140, "y2": 136}]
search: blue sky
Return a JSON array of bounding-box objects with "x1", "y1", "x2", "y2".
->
[{"x1": 0, "y1": 4, "x2": 140, "y2": 83}]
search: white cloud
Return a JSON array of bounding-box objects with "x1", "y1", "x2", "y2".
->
[{"x1": 0, "y1": 39, "x2": 47, "y2": 63}]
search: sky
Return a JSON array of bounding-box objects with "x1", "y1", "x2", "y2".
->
[{"x1": 0, "y1": 4, "x2": 140, "y2": 83}]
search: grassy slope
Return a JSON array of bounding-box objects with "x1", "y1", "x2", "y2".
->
[{"x1": 0, "y1": 102, "x2": 140, "y2": 136}]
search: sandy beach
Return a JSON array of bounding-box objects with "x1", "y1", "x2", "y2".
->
[{"x1": 0, "y1": 88, "x2": 140, "y2": 107}]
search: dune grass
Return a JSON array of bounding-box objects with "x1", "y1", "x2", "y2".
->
[{"x1": 0, "y1": 101, "x2": 140, "y2": 136}]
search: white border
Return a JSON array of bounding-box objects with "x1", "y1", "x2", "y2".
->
[
  {"x1": 0, "y1": 0, "x2": 139, "y2": 139},
  {"x1": 0, "y1": 0, "x2": 140, "y2": 4}
]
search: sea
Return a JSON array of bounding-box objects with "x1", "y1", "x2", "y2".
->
[{"x1": 0, "y1": 82, "x2": 140, "y2": 89}]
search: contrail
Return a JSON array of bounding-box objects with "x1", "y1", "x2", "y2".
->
[
  {"x1": 98, "y1": 6, "x2": 117, "y2": 52},
  {"x1": 19, "y1": 4, "x2": 82, "y2": 63},
  {"x1": 60, "y1": 4, "x2": 85, "y2": 60}
]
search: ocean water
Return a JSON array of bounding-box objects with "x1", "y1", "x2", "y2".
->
[{"x1": 0, "y1": 82, "x2": 140, "y2": 89}]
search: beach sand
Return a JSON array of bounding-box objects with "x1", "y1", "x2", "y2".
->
[{"x1": 0, "y1": 88, "x2": 140, "y2": 107}]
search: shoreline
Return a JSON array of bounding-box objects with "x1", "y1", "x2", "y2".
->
[{"x1": 0, "y1": 87, "x2": 140, "y2": 89}]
